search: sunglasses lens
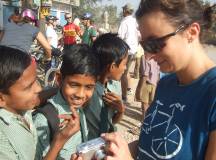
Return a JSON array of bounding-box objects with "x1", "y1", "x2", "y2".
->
[
  {"x1": 154, "y1": 40, "x2": 166, "y2": 53},
  {"x1": 143, "y1": 39, "x2": 166, "y2": 54},
  {"x1": 143, "y1": 41, "x2": 158, "y2": 54}
]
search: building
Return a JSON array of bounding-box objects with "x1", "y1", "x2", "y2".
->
[
  {"x1": 51, "y1": 0, "x2": 80, "y2": 26},
  {"x1": 0, "y1": 0, "x2": 80, "y2": 30},
  {"x1": 0, "y1": 0, "x2": 21, "y2": 30}
]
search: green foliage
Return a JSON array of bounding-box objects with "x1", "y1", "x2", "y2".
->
[
  {"x1": 200, "y1": 0, "x2": 216, "y2": 44},
  {"x1": 72, "y1": 0, "x2": 120, "y2": 32}
]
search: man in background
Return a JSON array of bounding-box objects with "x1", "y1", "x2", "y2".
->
[
  {"x1": 81, "y1": 12, "x2": 97, "y2": 46},
  {"x1": 62, "y1": 13, "x2": 81, "y2": 50},
  {"x1": 118, "y1": 3, "x2": 139, "y2": 102}
]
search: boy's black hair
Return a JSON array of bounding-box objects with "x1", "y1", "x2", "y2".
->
[
  {"x1": 92, "y1": 33, "x2": 129, "y2": 74},
  {"x1": 0, "y1": 46, "x2": 31, "y2": 94},
  {"x1": 60, "y1": 44, "x2": 100, "y2": 79}
]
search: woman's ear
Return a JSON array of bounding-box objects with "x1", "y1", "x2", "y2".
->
[
  {"x1": 55, "y1": 71, "x2": 62, "y2": 87},
  {"x1": 186, "y1": 22, "x2": 200, "y2": 43}
]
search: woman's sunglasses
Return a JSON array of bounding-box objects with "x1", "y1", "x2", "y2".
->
[{"x1": 141, "y1": 24, "x2": 188, "y2": 54}]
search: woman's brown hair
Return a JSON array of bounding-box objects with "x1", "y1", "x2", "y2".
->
[{"x1": 136, "y1": 0, "x2": 216, "y2": 32}]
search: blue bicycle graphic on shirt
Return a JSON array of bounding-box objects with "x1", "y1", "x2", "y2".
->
[{"x1": 142, "y1": 100, "x2": 186, "y2": 159}]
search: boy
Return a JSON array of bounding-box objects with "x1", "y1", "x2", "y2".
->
[
  {"x1": 0, "y1": 46, "x2": 41, "y2": 160},
  {"x1": 33, "y1": 44, "x2": 100, "y2": 160},
  {"x1": 84, "y1": 33, "x2": 129, "y2": 139},
  {"x1": 0, "y1": 46, "x2": 78, "y2": 160}
]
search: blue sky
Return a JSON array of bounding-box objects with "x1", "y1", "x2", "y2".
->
[{"x1": 101, "y1": 0, "x2": 140, "y2": 14}]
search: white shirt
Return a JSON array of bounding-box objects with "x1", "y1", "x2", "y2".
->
[
  {"x1": 118, "y1": 15, "x2": 139, "y2": 55},
  {"x1": 46, "y1": 26, "x2": 58, "y2": 48}
]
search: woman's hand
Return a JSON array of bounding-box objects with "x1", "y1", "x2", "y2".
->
[{"x1": 101, "y1": 132, "x2": 133, "y2": 160}]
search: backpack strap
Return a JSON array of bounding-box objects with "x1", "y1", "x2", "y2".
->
[
  {"x1": 79, "y1": 108, "x2": 88, "y2": 142},
  {"x1": 33, "y1": 103, "x2": 59, "y2": 142}
]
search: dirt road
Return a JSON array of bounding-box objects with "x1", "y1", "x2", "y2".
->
[{"x1": 116, "y1": 63, "x2": 142, "y2": 143}]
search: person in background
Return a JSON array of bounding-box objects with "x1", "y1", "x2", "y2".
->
[
  {"x1": 62, "y1": 13, "x2": 81, "y2": 50},
  {"x1": 91, "y1": 1, "x2": 216, "y2": 160},
  {"x1": 135, "y1": 52, "x2": 160, "y2": 121},
  {"x1": 118, "y1": 3, "x2": 139, "y2": 102},
  {"x1": 133, "y1": 43, "x2": 144, "y2": 79},
  {"x1": 46, "y1": 15, "x2": 59, "y2": 49},
  {"x1": 73, "y1": 17, "x2": 82, "y2": 43},
  {"x1": 0, "y1": 9, "x2": 52, "y2": 60},
  {"x1": 8, "y1": 7, "x2": 21, "y2": 23},
  {"x1": 81, "y1": 12, "x2": 97, "y2": 46}
]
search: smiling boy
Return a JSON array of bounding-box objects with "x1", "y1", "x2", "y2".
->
[{"x1": 33, "y1": 44, "x2": 100, "y2": 160}]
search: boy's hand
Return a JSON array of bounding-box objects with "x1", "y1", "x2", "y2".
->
[
  {"x1": 57, "y1": 107, "x2": 80, "y2": 141},
  {"x1": 103, "y1": 92, "x2": 125, "y2": 113},
  {"x1": 46, "y1": 107, "x2": 80, "y2": 160}
]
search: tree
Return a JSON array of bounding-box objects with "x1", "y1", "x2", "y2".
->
[
  {"x1": 199, "y1": 0, "x2": 216, "y2": 44},
  {"x1": 72, "y1": 0, "x2": 120, "y2": 32},
  {"x1": 72, "y1": 0, "x2": 102, "y2": 18}
]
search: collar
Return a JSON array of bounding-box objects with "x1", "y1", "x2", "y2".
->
[
  {"x1": 96, "y1": 80, "x2": 117, "y2": 96},
  {"x1": 48, "y1": 90, "x2": 71, "y2": 112},
  {"x1": 123, "y1": 15, "x2": 133, "y2": 20},
  {"x1": 0, "y1": 108, "x2": 31, "y2": 125}
]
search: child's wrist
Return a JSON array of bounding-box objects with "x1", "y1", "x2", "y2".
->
[
  {"x1": 54, "y1": 132, "x2": 69, "y2": 144},
  {"x1": 51, "y1": 135, "x2": 66, "y2": 150},
  {"x1": 117, "y1": 105, "x2": 125, "y2": 113}
]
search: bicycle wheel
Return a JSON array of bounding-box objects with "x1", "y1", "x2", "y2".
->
[
  {"x1": 151, "y1": 124, "x2": 183, "y2": 159},
  {"x1": 44, "y1": 68, "x2": 58, "y2": 87}
]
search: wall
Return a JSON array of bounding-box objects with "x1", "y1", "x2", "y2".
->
[{"x1": 51, "y1": 1, "x2": 72, "y2": 26}]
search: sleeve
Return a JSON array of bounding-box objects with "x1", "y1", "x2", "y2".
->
[
  {"x1": 140, "y1": 56, "x2": 150, "y2": 77},
  {"x1": 118, "y1": 21, "x2": 127, "y2": 40},
  {"x1": 75, "y1": 25, "x2": 81, "y2": 33},
  {"x1": 33, "y1": 113, "x2": 51, "y2": 160},
  {"x1": 45, "y1": 28, "x2": 52, "y2": 39},
  {"x1": 31, "y1": 26, "x2": 40, "y2": 39},
  {"x1": 209, "y1": 101, "x2": 216, "y2": 132},
  {"x1": 112, "y1": 80, "x2": 122, "y2": 96},
  {"x1": 90, "y1": 27, "x2": 97, "y2": 37},
  {"x1": 0, "y1": 131, "x2": 19, "y2": 160}
]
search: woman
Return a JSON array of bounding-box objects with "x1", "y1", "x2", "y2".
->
[
  {"x1": 75, "y1": 0, "x2": 216, "y2": 160},
  {"x1": 0, "y1": 9, "x2": 51, "y2": 60}
]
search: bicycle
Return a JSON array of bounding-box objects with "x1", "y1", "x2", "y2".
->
[
  {"x1": 142, "y1": 100, "x2": 186, "y2": 159},
  {"x1": 44, "y1": 48, "x2": 63, "y2": 87},
  {"x1": 30, "y1": 44, "x2": 46, "y2": 86}
]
